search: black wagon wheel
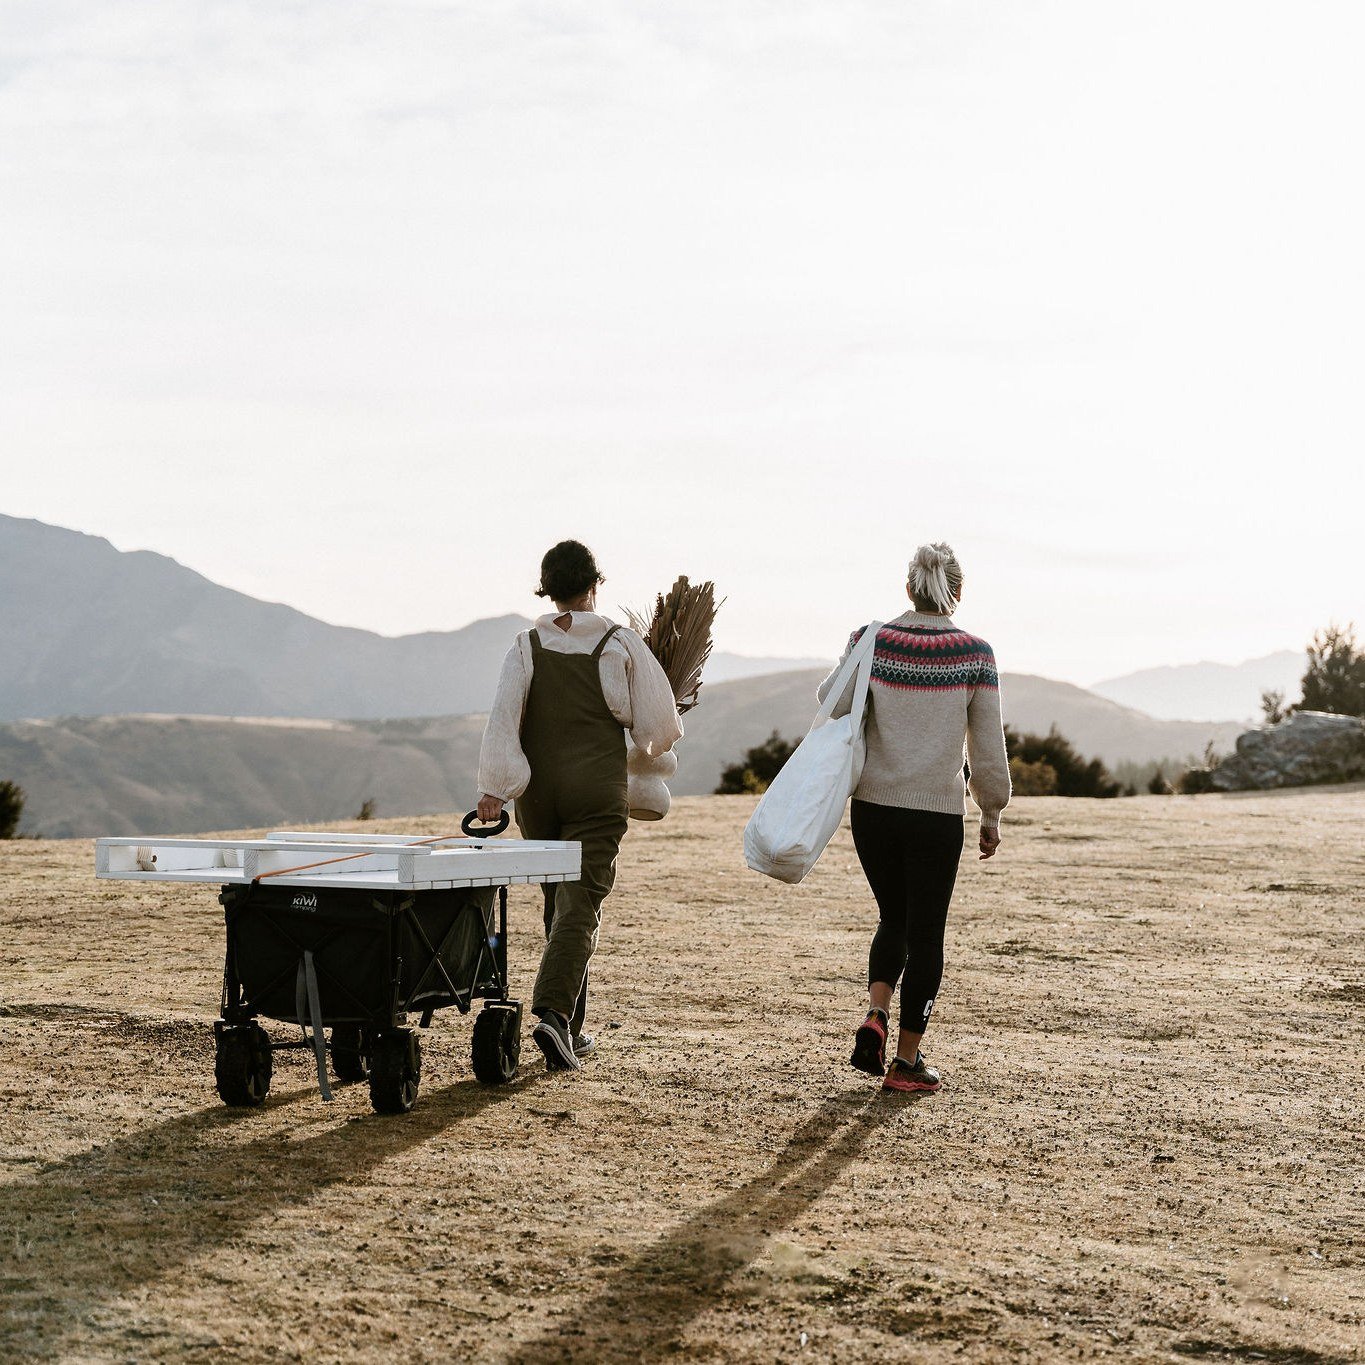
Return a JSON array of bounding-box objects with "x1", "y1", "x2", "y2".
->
[
  {"x1": 330, "y1": 1024, "x2": 369, "y2": 1083},
  {"x1": 369, "y1": 1029, "x2": 421, "y2": 1114},
  {"x1": 471, "y1": 1005, "x2": 521, "y2": 1085},
  {"x1": 215, "y1": 1021, "x2": 273, "y2": 1107}
]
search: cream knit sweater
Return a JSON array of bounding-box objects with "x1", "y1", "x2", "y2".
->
[
  {"x1": 477, "y1": 612, "x2": 683, "y2": 801},
  {"x1": 818, "y1": 611, "x2": 1011, "y2": 827}
]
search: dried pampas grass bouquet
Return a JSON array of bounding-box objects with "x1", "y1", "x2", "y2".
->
[{"x1": 625, "y1": 576, "x2": 722, "y2": 714}]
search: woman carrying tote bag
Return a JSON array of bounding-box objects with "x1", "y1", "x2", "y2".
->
[{"x1": 819, "y1": 543, "x2": 1010, "y2": 1094}]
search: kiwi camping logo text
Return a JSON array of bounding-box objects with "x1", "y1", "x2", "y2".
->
[{"x1": 291, "y1": 893, "x2": 319, "y2": 911}]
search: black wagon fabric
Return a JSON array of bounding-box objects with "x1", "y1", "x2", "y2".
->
[{"x1": 223, "y1": 884, "x2": 499, "y2": 1025}]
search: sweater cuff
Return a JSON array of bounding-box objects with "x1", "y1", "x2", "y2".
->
[{"x1": 978, "y1": 813, "x2": 1001, "y2": 829}]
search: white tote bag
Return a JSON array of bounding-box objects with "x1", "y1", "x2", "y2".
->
[{"x1": 743, "y1": 622, "x2": 882, "y2": 884}]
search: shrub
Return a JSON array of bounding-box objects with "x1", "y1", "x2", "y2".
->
[
  {"x1": 1112, "y1": 757, "x2": 1196, "y2": 793},
  {"x1": 716, "y1": 731, "x2": 798, "y2": 795},
  {"x1": 1147, "y1": 767, "x2": 1174, "y2": 795},
  {"x1": 1003, "y1": 726, "x2": 1122, "y2": 798},
  {"x1": 1176, "y1": 740, "x2": 1226, "y2": 795},
  {"x1": 0, "y1": 780, "x2": 24, "y2": 839},
  {"x1": 1260, "y1": 689, "x2": 1289, "y2": 726},
  {"x1": 1296, "y1": 623, "x2": 1365, "y2": 717},
  {"x1": 1178, "y1": 766, "x2": 1217, "y2": 794},
  {"x1": 1008, "y1": 756, "x2": 1058, "y2": 796},
  {"x1": 356, "y1": 798, "x2": 377, "y2": 821}
]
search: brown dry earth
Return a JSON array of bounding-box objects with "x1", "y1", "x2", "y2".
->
[{"x1": 1, "y1": 790, "x2": 1363, "y2": 1364}]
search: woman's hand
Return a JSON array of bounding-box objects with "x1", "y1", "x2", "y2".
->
[
  {"x1": 477, "y1": 794, "x2": 506, "y2": 824},
  {"x1": 979, "y1": 825, "x2": 1001, "y2": 860}
]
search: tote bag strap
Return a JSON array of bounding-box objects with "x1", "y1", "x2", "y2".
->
[
  {"x1": 812, "y1": 621, "x2": 882, "y2": 730},
  {"x1": 848, "y1": 620, "x2": 882, "y2": 727}
]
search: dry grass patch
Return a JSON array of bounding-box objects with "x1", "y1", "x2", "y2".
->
[{"x1": 1, "y1": 790, "x2": 1363, "y2": 1362}]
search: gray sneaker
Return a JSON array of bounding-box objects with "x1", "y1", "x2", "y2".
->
[
  {"x1": 532, "y1": 1012, "x2": 581, "y2": 1071},
  {"x1": 572, "y1": 1032, "x2": 596, "y2": 1057}
]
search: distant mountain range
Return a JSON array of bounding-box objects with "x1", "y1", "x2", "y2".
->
[
  {"x1": 1, "y1": 672, "x2": 1242, "y2": 837},
  {"x1": 0, "y1": 514, "x2": 527, "y2": 720},
  {"x1": 1091, "y1": 651, "x2": 1305, "y2": 722},
  {"x1": 667, "y1": 669, "x2": 1241, "y2": 803},
  {"x1": 0, "y1": 514, "x2": 829, "y2": 722},
  {"x1": 0, "y1": 714, "x2": 487, "y2": 838},
  {"x1": 0, "y1": 512, "x2": 1252, "y2": 835},
  {"x1": 704, "y1": 651, "x2": 832, "y2": 683}
]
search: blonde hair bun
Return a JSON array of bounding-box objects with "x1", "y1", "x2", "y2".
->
[{"x1": 908, "y1": 542, "x2": 963, "y2": 614}]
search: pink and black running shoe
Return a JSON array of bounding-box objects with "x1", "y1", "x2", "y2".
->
[
  {"x1": 850, "y1": 1009, "x2": 888, "y2": 1076},
  {"x1": 882, "y1": 1053, "x2": 941, "y2": 1094}
]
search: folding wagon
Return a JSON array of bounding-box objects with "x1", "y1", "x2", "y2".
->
[{"x1": 94, "y1": 813, "x2": 580, "y2": 1114}]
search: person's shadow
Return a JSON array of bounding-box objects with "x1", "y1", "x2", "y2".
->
[
  {"x1": 4, "y1": 1068, "x2": 909, "y2": 1362},
  {"x1": 505, "y1": 1087, "x2": 900, "y2": 1363},
  {"x1": 0, "y1": 1071, "x2": 533, "y2": 1359}
]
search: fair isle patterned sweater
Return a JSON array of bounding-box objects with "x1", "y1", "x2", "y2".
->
[{"x1": 817, "y1": 610, "x2": 1012, "y2": 826}]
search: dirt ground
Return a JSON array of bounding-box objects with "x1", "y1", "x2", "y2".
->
[{"x1": 1, "y1": 789, "x2": 1363, "y2": 1363}]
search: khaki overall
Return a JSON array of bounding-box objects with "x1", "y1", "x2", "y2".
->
[{"x1": 516, "y1": 624, "x2": 630, "y2": 1029}]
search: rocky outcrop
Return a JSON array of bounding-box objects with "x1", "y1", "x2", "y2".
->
[{"x1": 1204, "y1": 711, "x2": 1365, "y2": 791}]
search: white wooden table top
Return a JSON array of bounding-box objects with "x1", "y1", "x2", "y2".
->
[{"x1": 94, "y1": 830, "x2": 581, "y2": 892}]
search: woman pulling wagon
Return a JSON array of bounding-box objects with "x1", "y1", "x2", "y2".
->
[
  {"x1": 818, "y1": 542, "x2": 1010, "y2": 1093},
  {"x1": 476, "y1": 540, "x2": 683, "y2": 1071}
]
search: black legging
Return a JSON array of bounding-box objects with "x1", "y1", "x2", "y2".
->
[{"x1": 851, "y1": 799, "x2": 964, "y2": 1034}]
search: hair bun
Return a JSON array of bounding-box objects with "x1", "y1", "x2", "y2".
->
[
  {"x1": 535, "y1": 540, "x2": 605, "y2": 602},
  {"x1": 907, "y1": 541, "x2": 963, "y2": 614}
]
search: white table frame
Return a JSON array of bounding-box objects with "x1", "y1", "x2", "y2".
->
[{"x1": 94, "y1": 830, "x2": 581, "y2": 892}]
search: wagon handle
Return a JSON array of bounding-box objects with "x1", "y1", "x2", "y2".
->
[{"x1": 462, "y1": 809, "x2": 510, "y2": 838}]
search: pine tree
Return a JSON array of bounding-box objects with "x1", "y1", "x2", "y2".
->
[
  {"x1": 1297, "y1": 623, "x2": 1365, "y2": 717},
  {"x1": 1003, "y1": 726, "x2": 1122, "y2": 798}
]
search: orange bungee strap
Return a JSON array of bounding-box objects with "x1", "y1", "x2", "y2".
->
[{"x1": 254, "y1": 831, "x2": 463, "y2": 883}]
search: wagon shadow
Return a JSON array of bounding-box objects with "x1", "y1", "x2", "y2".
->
[
  {"x1": 505, "y1": 1088, "x2": 896, "y2": 1364},
  {"x1": 0, "y1": 1070, "x2": 538, "y2": 1355}
]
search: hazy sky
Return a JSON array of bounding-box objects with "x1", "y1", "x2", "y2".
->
[{"x1": 2, "y1": 1, "x2": 1361, "y2": 685}]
